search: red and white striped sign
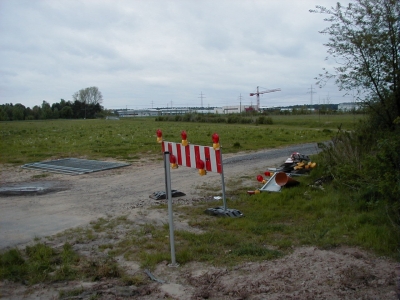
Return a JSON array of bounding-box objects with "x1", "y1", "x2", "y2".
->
[{"x1": 162, "y1": 141, "x2": 222, "y2": 173}]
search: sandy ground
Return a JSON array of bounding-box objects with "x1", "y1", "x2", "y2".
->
[{"x1": 0, "y1": 143, "x2": 399, "y2": 299}]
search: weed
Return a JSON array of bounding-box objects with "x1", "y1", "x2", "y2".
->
[
  {"x1": 54, "y1": 243, "x2": 79, "y2": 281},
  {"x1": 122, "y1": 273, "x2": 146, "y2": 286},
  {"x1": 98, "y1": 244, "x2": 114, "y2": 251},
  {"x1": 0, "y1": 239, "x2": 126, "y2": 285},
  {"x1": 233, "y1": 142, "x2": 241, "y2": 148},
  {"x1": 0, "y1": 249, "x2": 26, "y2": 282},
  {"x1": 59, "y1": 287, "x2": 84, "y2": 299},
  {"x1": 31, "y1": 173, "x2": 50, "y2": 179},
  {"x1": 231, "y1": 243, "x2": 282, "y2": 259}
]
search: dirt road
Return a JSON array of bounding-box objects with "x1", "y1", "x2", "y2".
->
[{"x1": 0, "y1": 143, "x2": 318, "y2": 249}]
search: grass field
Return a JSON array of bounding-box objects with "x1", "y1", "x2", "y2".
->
[{"x1": 0, "y1": 114, "x2": 364, "y2": 165}]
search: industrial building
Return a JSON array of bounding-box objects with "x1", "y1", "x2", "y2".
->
[
  {"x1": 338, "y1": 102, "x2": 362, "y2": 111},
  {"x1": 114, "y1": 102, "x2": 358, "y2": 117},
  {"x1": 115, "y1": 105, "x2": 255, "y2": 117}
]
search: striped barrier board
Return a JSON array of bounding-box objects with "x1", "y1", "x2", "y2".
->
[{"x1": 162, "y1": 141, "x2": 222, "y2": 173}]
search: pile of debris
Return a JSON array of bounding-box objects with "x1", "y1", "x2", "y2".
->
[
  {"x1": 248, "y1": 152, "x2": 317, "y2": 194},
  {"x1": 276, "y1": 152, "x2": 317, "y2": 174}
]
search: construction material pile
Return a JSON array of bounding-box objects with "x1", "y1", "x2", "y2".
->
[
  {"x1": 247, "y1": 152, "x2": 318, "y2": 194},
  {"x1": 277, "y1": 152, "x2": 317, "y2": 174}
]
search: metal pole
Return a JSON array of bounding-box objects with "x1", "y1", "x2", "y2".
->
[
  {"x1": 163, "y1": 151, "x2": 178, "y2": 267},
  {"x1": 218, "y1": 147, "x2": 227, "y2": 211}
]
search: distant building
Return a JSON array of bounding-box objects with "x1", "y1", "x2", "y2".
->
[
  {"x1": 214, "y1": 105, "x2": 253, "y2": 114},
  {"x1": 115, "y1": 107, "x2": 194, "y2": 117},
  {"x1": 338, "y1": 102, "x2": 362, "y2": 111},
  {"x1": 115, "y1": 105, "x2": 257, "y2": 117},
  {"x1": 158, "y1": 108, "x2": 191, "y2": 115},
  {"x1": 116, "y1": 109, "x2": 160, "y2": 117}
]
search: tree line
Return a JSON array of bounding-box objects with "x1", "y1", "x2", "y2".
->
[{"x1": 0, "y1": 86, "x2": 104, "y2": 121}]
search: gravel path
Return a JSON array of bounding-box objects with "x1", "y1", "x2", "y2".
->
[{"x1": 0, "y1": 143, "x2": 320, "y2": 249}]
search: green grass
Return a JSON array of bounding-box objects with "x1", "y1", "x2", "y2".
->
[
  {"x1": 172, "y1": 177, "x2": 397, "y2": 265},
  {"x1": 58, "y1": 287, "x2": 85, "y2": 299},
  {"x1": 0, "y1": 115, "x2": 364, "y2": 165},
  {"x1": 67, "y1": 174, "x2": 399, "y2": 270},
  {"x1": 0, "y1": 241, "x2": 124, "y2": 285},
  {"x1": 1, "y1": 176, "x2": 397, "y2": 286},
  {"x1": 271, "y1": 114, "x2": 364, "y2": 129},
  {"x1": 0, "y1": 243, "x2": 78, "y2": 284}
]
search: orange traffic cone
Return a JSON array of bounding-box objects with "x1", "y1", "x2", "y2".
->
[{"x1": 275, "y1": 172, "x2": 299, "y2": 187}]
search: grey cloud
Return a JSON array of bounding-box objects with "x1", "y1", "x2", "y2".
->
[{"x1": 0, "y1": 0, "x2": 353, "y2": 108}]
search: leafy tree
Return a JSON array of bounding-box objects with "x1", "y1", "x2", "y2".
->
[
  {"x1": 0, "y1": 95, "x2": 104, "y2": 121},
  {"x1": 311, "y1": 0, "x2": 399, "y2": 129},
  {"x1": 40, "y1": 101, "x2": 53, "y2": 120},
  {"x1": 71, "y1": 100, "x2": 85, "y2": 119},
  {"x1": 52, "y1": 107, "x2": 59, "y2": 119},
  {"x1": 31, "y1": 105, "x2": 41, "y2": 120},
  {"x1": 72, "y1": 87, "x2": 104, "y2": 119},
  {"x1": 25, "y1": 107, "x2": 34, "y2": 120},
  {"x1": 12, "y1": 104, "x2": 26, "y2": 120},
  {"x1": 72, "y1": 86, "x2": 103, "y2": 106},
  {"x1": 60, "y1": 106, "x2": 73, "y2": 119},
  {"x1": 0, "y1": 105, "x2": 10, "y2": 121}
]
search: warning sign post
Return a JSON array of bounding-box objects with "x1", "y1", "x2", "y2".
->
[
  {"x1": 158, "y1": 130, "x2": 243, "y2": 266},
  {"x1": 163, "y1": 151, "x2": 178, "y2": 267}
]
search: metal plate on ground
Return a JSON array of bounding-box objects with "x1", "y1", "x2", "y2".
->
[
  {"x1": 22, "y1": 158, "x2": 130, "y2": 175},
  {"x1": 0, "y1": 186, "x2": 45, "y2": 196},
  {"x1": 259, "y1": 172, "x2": 281, "y2": 192},
  {"x1": 205, "y1": 206, "x2": 244, "y2": 218},
  {"x1": 149, "y1": 190, "x2": 186, "y2": 200}
]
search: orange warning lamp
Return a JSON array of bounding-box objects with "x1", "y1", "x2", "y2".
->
[
  {"x1": 212, "y1": 133, "x2": 220, "y2": 150},
  {"x1": 181, "y1": 130, "x2": 188, "y2": 146},
  {"x1": 197, "y1": 160, "x2": 206, "y2": 176},
  {"x1": 156, "y1": 129, "x2": 163, "y2": 143},
  {"x1": 257, "y1": 175, "x2": 266, "y2": 184},
  {"x1": 170, "y1": 154, "x2": 178, "y2": 169}
]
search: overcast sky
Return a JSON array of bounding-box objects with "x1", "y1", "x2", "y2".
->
[{"x1": 0, "y1": 0, "x2": 354, "y2": 110}]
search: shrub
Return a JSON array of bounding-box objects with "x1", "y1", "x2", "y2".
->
[
  {"x1": 256, "y1": 116, "x2": 265, "y2": 125},
  {"x1": 316, "y1": 124, "x2": 400, "y2": 237},
  {"x1": 233, "y1": 142, "x2": 241, "y2": 148},
  {"x1": 265, "y1": 117, "x2": 273, "y2": 124},
  {"x1": 240, "y1": 117, "x2": 252, "y2": 124},
  {"x1": 182, "y1": 113, "x2": 192, "y2": 122},
  {"x1": 227, "y1": 115, "x2": 240, "y2": 124}
]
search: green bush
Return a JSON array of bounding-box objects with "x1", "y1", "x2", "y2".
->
[
  {"x1": 265, "y1": 117, "x2": 273, "y2": 124},
  {"x1": 0, "y1": 249, "x2": 26, "y2": 282},
  {"x1": 240, "y1": 117, "x2": 252, "y2": 124},
  {"x1": 227, "y1": 115, "x2": 240, "y2": 124},
  {"x1": 0, "y1": 242, "x2": 124, "y2": 285},
  {"x1": 316, "y1": 123, "x2": 400, "y2": 246},
  {"x1": 182, "y1": 113, "x2": 192, "y2": 122}
]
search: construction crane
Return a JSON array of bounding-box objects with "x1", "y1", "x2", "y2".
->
[{"x1": 250, "y1": 86, "x2": 281, "y2": 111}]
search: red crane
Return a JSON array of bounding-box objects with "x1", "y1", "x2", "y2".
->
[{"x1": 250, "y1": 86, "x2": 281, "y2": 110}]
